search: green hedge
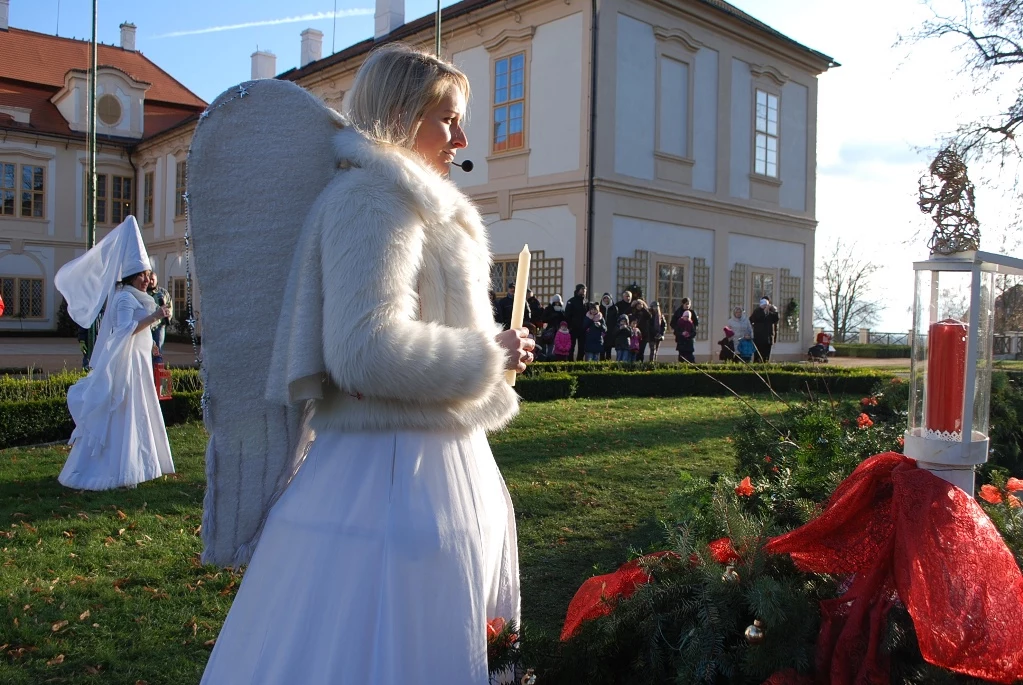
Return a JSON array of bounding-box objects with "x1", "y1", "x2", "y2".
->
[
  {"x1": 0, "y1": 368, "x2": 202, "y2": 402},
  {"x1": 523, "y1": 361, "x2": 887, "y2": 376},
  {"x1": 0, "y1": 391, "x2": 203, "y2": 449},
  {"x1": 832, "y1": 344, "x2": 911, "y2": 359},
  {"x1": 571, "y1": 369, "x2": 886, "y2": 398},
  {"x1": 515, "y1": 373, "x2": 576, "y2": 402},
  {"x1": 0, "y1": 365, "x2": 893, "y2": 447},
  {"x1": 514, "y1": 365, "x2": 892, "y2": 400}
]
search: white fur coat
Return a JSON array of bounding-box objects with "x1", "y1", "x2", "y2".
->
[{"x1": 268, "y1": 126, "x2": 519, "y2": 434}]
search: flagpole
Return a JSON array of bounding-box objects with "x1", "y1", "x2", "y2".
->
[
  {"x1": 85, "y1": 0, "x2": 98, "y2": 363},
  {"x1": 435, "y1": 0, "x2": 441, "y2": 56}
]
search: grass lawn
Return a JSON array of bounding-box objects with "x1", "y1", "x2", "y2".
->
[{"x1": 0, "y1": 396, "x2": 789, "y2": 684}]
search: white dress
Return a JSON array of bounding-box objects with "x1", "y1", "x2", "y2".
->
[
  {"x1": 200, "y1": 428, "x2": 520, "y2": 685},
  {"x1": 58, "y1": 289, "x2": 174, "y2": 490}
]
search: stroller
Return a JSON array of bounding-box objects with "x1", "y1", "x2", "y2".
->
[
  {"x1": 736, "y1": 337, "x2": 755, "y2": 363},
  {"x1": 808, "y1": 332, "x2": 834, "y2": 363}
]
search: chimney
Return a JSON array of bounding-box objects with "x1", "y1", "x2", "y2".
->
[
  {"x1": 374, "y1": 0, "x2": 404, "y2": 40},
  {"x1": 0, "y1": 0, "x2": 9, "y2": 31},
  {"x1": 251, "y1": 50, "x2": 277, "y2": 80},
  {"x1": 300, "y1": 28, "x2": 323, "y2": 67},
  {"x1": 119, "y1": 22, "x2": 137, "y2": 51}
]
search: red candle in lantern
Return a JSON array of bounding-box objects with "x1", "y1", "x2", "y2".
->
[{"x1": 926, "y1": 319, "x2": 968, "y2": 436}]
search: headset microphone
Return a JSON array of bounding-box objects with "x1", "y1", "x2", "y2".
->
[{"x1": 452, "y1": 160, "x2": 474, "y2": 172}]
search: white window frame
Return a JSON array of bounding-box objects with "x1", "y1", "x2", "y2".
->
[{"x1": 753, "y1": 88, "x2": 779, "y2": 178}]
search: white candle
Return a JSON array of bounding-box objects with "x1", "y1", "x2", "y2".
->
[{"x1": 505, "y1": 244, "x2": 531, "y2": 387}]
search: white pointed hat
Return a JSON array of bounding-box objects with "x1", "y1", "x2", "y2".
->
[{"x1": 54, "y1": 216, "x2": 151, "y2": 327}]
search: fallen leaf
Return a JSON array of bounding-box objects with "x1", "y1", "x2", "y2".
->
[
  {"x1": 46, "y1": 654, "x2": 65, "y2": 666},
  {"x1": 117, "y1": 529, "x2": 126, "y2": 536},
  {"x1": 85, "y1": 665, "x2": 102, "y2": 675},
  {"x1": 219, "y1": 580, "x2": 236, "y2": 596},
  {"x1": 203, "y1": 639, "x2": 216, "y2": 648},
  {"x1": 79, "y1": 610, "x2": 90, "y2": 621},
  {"x1": 92, "y1": 623, "x2": 99, "y2": 628},
  {"x1": 77, "y1": 512, "x2": 89, "y2": 520},
  {"x1": 51, "y1": 620, "x2": 68, "y2": 632},
  {"x1": 116, "y1": 510, "x2": 127, "y2": 520},
  {"x1": 154, "y1": 514, "x2": 165, "y2": 521}
]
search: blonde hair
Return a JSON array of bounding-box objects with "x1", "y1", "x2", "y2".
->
[{"x1": 346, "y1": 43, "x2": 470, "y2": 149}]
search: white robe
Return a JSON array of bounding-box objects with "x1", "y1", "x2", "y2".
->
[{"x1": 59, "y1": 288, "x2": 174, "y2": 490}]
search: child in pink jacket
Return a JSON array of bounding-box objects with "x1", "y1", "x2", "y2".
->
[{"x1": 553, "y1": 320, "x2": 573, "y2": 361}]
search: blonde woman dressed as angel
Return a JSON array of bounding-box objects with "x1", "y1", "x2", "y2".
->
[
  {"x1": 190, "y1": 44, "x2": 534, "y2": 684},
  {"x1": 53, "y1": 216, "x2": 174, "y2": 490}
]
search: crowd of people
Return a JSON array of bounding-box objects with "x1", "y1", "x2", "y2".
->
[{"x1": 491, "y1": 284, "x2": 783, "y2": 363}]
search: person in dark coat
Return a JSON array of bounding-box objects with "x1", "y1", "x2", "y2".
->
[
  {"x1": 670, "y1": 297, "x2": 699, "y2": 337},
  {"x1": 582, "y1": 304, "x2": 607, "y2": 361},
  {"x1": 648, "y1": 301, "x2": 666, "y2": 361},
  {"x1": 563, "y1": 284, "x2": 589, "y2": 361},
  {"x1": 613, "y1": 291, "x2": 632, "y2": 324},
  {"x1": 489, "y1": 289, "x2": 499, "y2": 325},
  {"x1": 496, "y1": 283, "x2": 516, "y2": 329},
  {"x1": 612, "y1": 314, "x2": 633, "y2": 362},
  {"x1": 631, "y1": 299, "x2": 653, "y2": 362},
  {"x1": 598, "y1": 293, "x2": 618, "y2": 360},
  {"x1": 674, "y1": 310, "x2": 696, "y2": 363},
  {"x1": 749, "y1": 297, "x2": 780, "y2": 362},
  {"x1": 526, "y1": 289, "x2": 543, "y2": 328},
  {"x1": 541, "y1": 294, "x2": 566, "y2": 357},
  {"x1": 496, "y1": 282, "x2": 531, "y2": 330}
]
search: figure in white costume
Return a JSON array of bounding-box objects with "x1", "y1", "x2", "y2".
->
[
  {"x1": 190, "y1": 45, "x2": 534, "y2": 684},
  {"x1": 54, "y1": 216, "x2": 174, "y2": 490}
]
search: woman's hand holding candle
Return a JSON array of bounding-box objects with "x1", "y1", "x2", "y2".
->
[
  {"x1": 504, "y1": 245, "x2": 532, "y2": 386},
  {"x1": 497, "y1": 328, "x2": 535, "y2": 373}
]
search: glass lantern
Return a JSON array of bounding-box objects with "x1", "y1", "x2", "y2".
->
[{"x1": 905, "y1": 251, "x2": 1023, "y2": 493}]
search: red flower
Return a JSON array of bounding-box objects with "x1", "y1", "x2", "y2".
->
[
  {"x1": 1006, "y1": 477, "x2": 1023, "y2": 492},
  {"x1": 860, "y1": 397, "x2": 878, "y2": 407},
  {"x1": 708, "y1": 537, "x2": 740, "y2": 564},
  {"x1": 487, "y1": 617, "x2": 506, "y2": 640},
  {"x1": 735, "y1": 476, "x2": 754, "y2": 497},
  {"x1": 896, "y1": 436, "x2": 905, "y2": 448},
  {"x1": 764, "y1": 456, "x2": 772, "y2": 463},
  {"x1": 771, "y1": 466, "x2": 779, "y2": 473},
  {"x1": 856, "y1": 413, "x2": 874, "y2": 429},
  {"x1": 979, "y1": 485, "x2": 1003, "y2": 504},
  {"x1": 1010, "y1": 494, "x2": 1022, "y2": 509}
]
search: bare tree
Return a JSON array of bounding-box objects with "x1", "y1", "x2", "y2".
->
[
  {"x1": 908, "y1": 1, "x2": 1023, "y2": 165},
  {"x1": 814, "y1": 240, "x2": 884, "y2": 341}
]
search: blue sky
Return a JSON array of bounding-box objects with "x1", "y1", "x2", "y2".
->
[{"x1": 10, "y1": 0, "x2": 1019, "y2": 331}]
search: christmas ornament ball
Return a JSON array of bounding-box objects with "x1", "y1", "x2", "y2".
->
[{"x1": 744, "y1": 619, "x2": 765, "y2": 645}]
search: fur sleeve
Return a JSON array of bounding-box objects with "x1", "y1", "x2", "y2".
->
[{"x1": 317, "y1": 177, "x2": 505, "y2": 403}]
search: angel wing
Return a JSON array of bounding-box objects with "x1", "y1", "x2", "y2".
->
[{"x1": 187, "y1": 80, "x2": 343, "y2": 567}]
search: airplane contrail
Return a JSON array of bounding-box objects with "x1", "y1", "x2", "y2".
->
[{"x1": 152, "y1": 9, "x2": 374, "y2": 39}]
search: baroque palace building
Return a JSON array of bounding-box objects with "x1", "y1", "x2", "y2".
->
[
  {"x1": 282, "y1": 0, "x2": 836, "y2": 359},
  {"x1": 0, "y1": 0, "x2": 835, "y2": 360},
  {"x1": 0, "y1": 1, "x2": 205, "y2": 334}
]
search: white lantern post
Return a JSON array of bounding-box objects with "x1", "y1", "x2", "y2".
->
[{"x1": 904, "y1": 250, "x2": 1023, "y2": 493}]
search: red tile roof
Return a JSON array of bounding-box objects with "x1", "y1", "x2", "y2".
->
[
  {"x1": 0, "y1": 27, "x2": 205, "y2": 142},
  {"x1": 0, "y1": 27, "x2": 206, "y2": 107}
]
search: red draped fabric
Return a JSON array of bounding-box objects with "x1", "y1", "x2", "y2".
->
[{"x1": 766, "y1": 452, "x2": 1023, "y2": 684}]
